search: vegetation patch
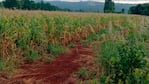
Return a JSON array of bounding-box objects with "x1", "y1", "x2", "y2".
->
[
  {"x1": 76, "y1": 67, "x2": 96, "y2": 81},
  {"x1": 0, "y1": 58, "x2": 3, "y2": 71},
  {"x1": 99, "y1": 30, "x2": 149, "y2": 84},
  {"x1": 26, "y1": 50, "x2": 39, "y2": 62},
  {"x1": 48, "y1": 44, "x2": 67, "y2": 56}
]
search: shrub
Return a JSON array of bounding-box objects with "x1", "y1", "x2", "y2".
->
[{"x1": 100, "y1": 31, "x2": 148, "y2": 84}]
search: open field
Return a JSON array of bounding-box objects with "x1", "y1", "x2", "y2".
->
[{"x1": 0, "y1": 9, "x2": 149, "y2": 83}]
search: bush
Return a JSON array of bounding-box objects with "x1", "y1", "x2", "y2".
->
[{"x1": 100, "y1": 31, "x2": 148, "y2": 84}]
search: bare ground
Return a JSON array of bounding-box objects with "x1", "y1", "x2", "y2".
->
[{"x1": 0, "y1": 43, "x2": 99, "y2": 84}]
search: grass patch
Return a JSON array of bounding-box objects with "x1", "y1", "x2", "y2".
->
[
  {"x1": 76, "y1": 67, "x2": 96, "y2": 80},
  {"x1": 68, "y1": 42, "x2": 75, "y2": 48},
  {"x1": 48, "y1": 44, "x2": 67, "y2": 56},
  {"x1": 0, "y1": 58, "x2": 4, "y2": 71},
  {"x1": 26, "y1": 50, "x2": 39, "y2": 62},
  {"x1": 83, "y1": 28, "x2": 108, "y2": 45},
  {"x1": 0, "y1": 57, "x2": 19, "y2": 72}
]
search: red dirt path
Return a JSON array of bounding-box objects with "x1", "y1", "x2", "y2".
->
[{"x1": 2, "y1": 43, "x2": 96, "y2": 84}]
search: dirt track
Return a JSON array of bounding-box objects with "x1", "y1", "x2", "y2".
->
[{"x1": 0, "y1": 43, "x2": 96, "y2": 84}]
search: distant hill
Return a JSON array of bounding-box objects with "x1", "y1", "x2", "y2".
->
[{"x1": 46, "y1": 1, "x2": 136, "y2": 13}]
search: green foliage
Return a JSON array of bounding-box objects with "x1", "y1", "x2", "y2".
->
[
  {"x1": 22, "y1": 0, "x2": 31, "y2": 10},
  {"x1": 129, "y1": 4, "x2": 149, "y2": 16},
  {"x1": 2, "y1": 0, "x2": 62, "y2": 11},
  {"x1": 121, "y1": 8, "x2": 125, "y2": 13},
  {"x1": 76, "y1": 68, "x2": 89, "y2": 78},
  {"x1": 76, "y1": 67, "x2": 96, "y2": 80},
  {"x1": 26, "y1": 50, "x2": 38, "y2": 62},
  {"x1": 21, "y1": 0, "x2": 60, "y2": 10},
  {"x1": 104, "y1": 0, "x2": 115, "y2": 13},
  {"x1": 68, "y1": 42, "x2": 75, "y2": 48},
  {"x1": 100, "y1": 31, "x2": 148, "y2": 84},
  {"x1": 0, "y1": 57, "x2": 19, "y2": 72},
  {"x1": 0, "y1": 58, "x2": 3, "y2": 70},
  {"x1": 48, "y1": 44, "x2": 67, "y2": 56},
  {"x1": 3, "y1": 0, "x2": 18, "y2": 9},
  {"x1": 84, "y1": 28, "x2": 108, "y2": 45}
]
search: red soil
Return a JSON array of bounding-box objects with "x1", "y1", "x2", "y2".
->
[{"x1": 2, "y1": 43, "x2": 96, "y2": 84}]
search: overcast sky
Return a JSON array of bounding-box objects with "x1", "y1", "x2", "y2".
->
[
  {"x1": 0, "y1": 0, "x2": 149, "y2": 4},
  {"x1": 47, "y1": 0, "x2": 149, "y2": 3}
]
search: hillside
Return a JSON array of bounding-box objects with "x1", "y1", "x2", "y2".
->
[
  {"x1": 0, "y1": 0, "x2": 136, "y2": 13},
  {"x1": 48, "y1": 1, "x2": 136, "y2": 13}
]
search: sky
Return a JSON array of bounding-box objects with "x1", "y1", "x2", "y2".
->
[
  {"x1": 46, "y1": 0, "x2": 149, "y2": 4},
  {"x1": 0, "y1": 0, "x2": 149, "y2": 4}
]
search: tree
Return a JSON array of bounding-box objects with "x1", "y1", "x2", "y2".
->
[
  {"x1": 129, "y1": 3, "x2": 149, "y2": 16},
  {"x1": 40, "y1": 0, "x2": 44, "y2": 10},
  {"x1": 142, "y1": 8, "x2": 149, "y2": 15},
  {"x1": 22, "y1": 0, "x2": 32, "y2": 10},
  {"x1": 121, "y1": 8, "x2": 125, "y2": 13},
  {"x1": 104, "y1": 0, "x2": 115, "y2": 13},
  {"x1": 3, "y1": 0, "x2": 18, "y2": 9}
]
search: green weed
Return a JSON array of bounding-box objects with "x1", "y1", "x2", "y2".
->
[
  {"x1": 0, "y1": 58, "x2": 3, "y2": 70},
  {"x1": 76, "y1": 67, "x2": 96, "y2": 80},
  {"x1": 83, "y1": 28, "x2": 108, "y2": 45},
  {"x1": 48, "y1": 44, "x2": 67, "y2": 56},
  {"x1": 0, "y1": 57, "x2": 19, "y2": 72},
  {"x1": 68, "y1": 42, "x2": 75, "y2": 48},
  {"x1": 26, "y1": 50, "x2": 39, "y2": 62}
]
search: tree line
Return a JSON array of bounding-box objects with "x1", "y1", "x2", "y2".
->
[
  {"x1": 0, "y1": 0, "x2": 69, "y2": 11},
  {"x1": 104, "y1": 0, "x2": 149, "y2": 16},
  {"x1": 129, "y1": 3, "x2": 149, "y2": 16}
]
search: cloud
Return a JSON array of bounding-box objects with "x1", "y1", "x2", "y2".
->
[
  {"x1": 47, "y1": 0, "x2": 149, "y2": 4},
  {"x1": 114, "y1": 0, "x2": 149, "y2": 4},
  {"x1": 1, "y1": 0, "x2": 149, "y2": 4}
]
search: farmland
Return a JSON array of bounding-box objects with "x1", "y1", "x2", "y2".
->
[{"x1": 0, "y1": 9, "x2": 149, "y2": 83}]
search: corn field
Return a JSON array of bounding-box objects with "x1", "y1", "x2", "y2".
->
[{"x1": 0, "y1": 9, "x2": 149, "y2": 77}]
